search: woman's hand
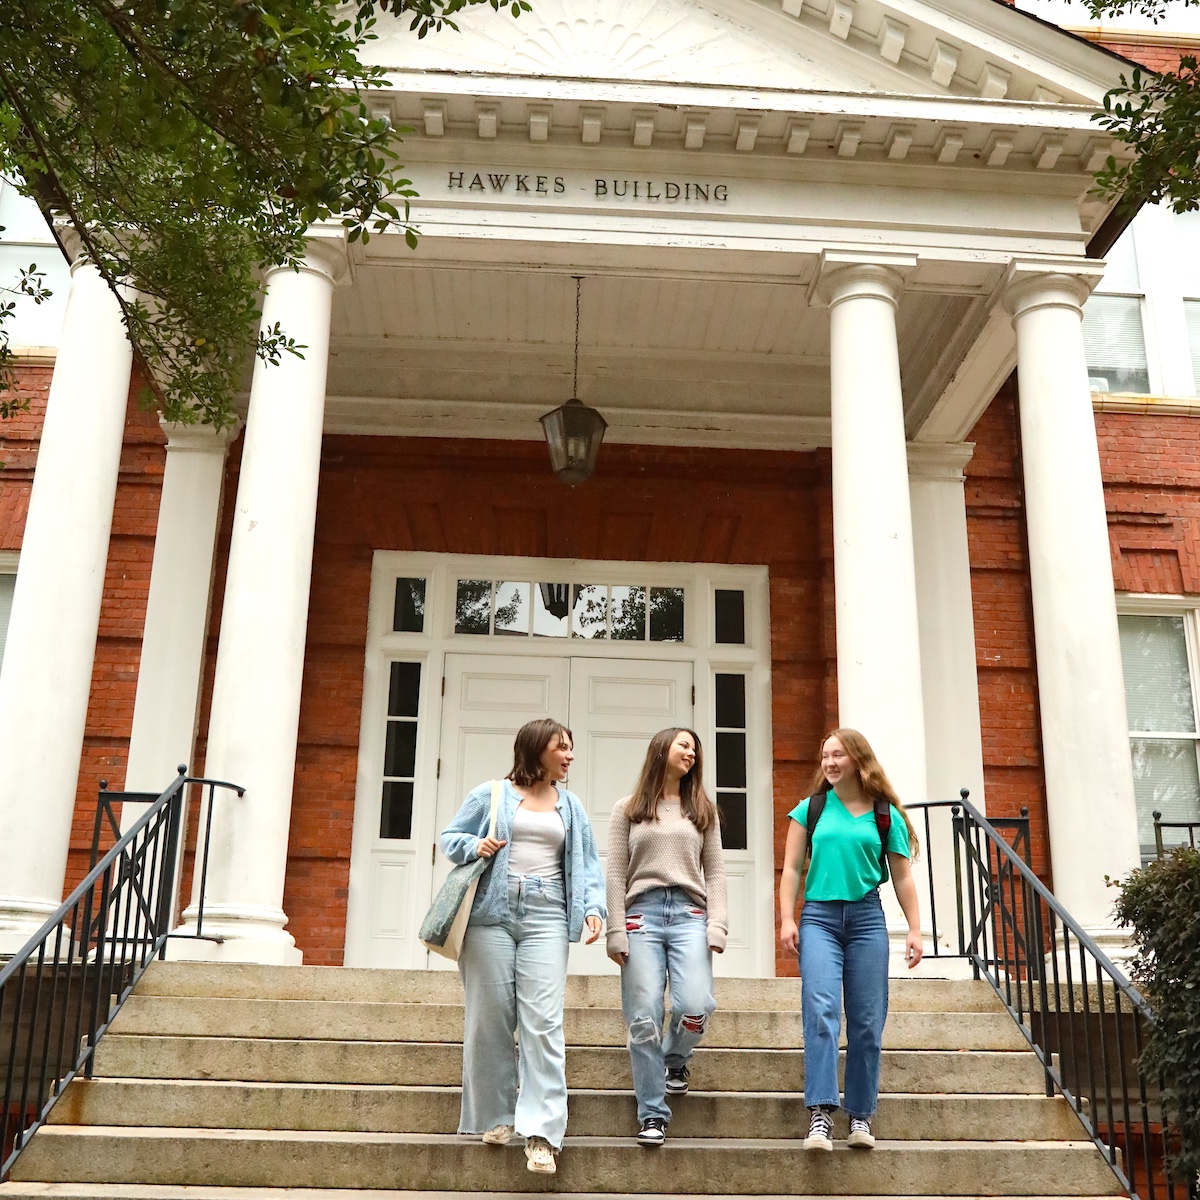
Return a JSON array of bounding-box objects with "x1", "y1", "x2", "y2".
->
[
  {"x1": 584, "y1": 915, "x2": 603, "y2": 944},
  {"x1": 905, "y1": 929, "x2": 923, "y2": 969},
  {"x1": 710, "y1": 944, "x2": 724, "y2": 954},
  {"x1": 607, "y1": 948, "x2": 628, "y2": 966},
  {"x1": 779, "y1": 916, "x2": 799, "y2": 955},
  {"x1": 475, "y1": 836, "x2": 507, "y2": 859}
]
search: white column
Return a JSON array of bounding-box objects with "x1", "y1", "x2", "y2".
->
[
  {"x1": 123, "y1": 420, "x2": 237, "y2": 797},
  {"x1": 176, "y1": 232, "x2": 348, "y2": 964},
  {"x1": 822, "y1": 257, "x2": 928, "y2": 809},
  {"x1": 0, "y1": 254, "x2": 133, "y2": 952},
  {"x1": 1005, "y1": 265, "x2": 1140, "y2": 938},
  {"x1": 909, "y1": 442, "x2": 987, "y2": 965}
]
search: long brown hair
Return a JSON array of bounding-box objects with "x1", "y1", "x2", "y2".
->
[
  {"x1": 626, "y1": 727, "x2": 716, "y2": 832},
  {"x1": 508, "y1": 719, "x2": 572, "y2": 788},
  {"x1": 807, "y1": 727, "x2": 921, "y2": 859}
]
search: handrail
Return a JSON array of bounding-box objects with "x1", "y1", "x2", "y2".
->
[
  {"x1": 0, "y1": 768, "x2": 243, "y2": 1179},
  {"x1": 948, "y1": 791, "x2": 1187, "y2": 1200}
]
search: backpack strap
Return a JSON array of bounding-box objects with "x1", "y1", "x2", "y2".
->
[
  {"x1": 873, "y1": 798, "x2": 892, "y2": 885},
  {"x1": 803, "y1": 789, "x2": 828, "y2": 865}
]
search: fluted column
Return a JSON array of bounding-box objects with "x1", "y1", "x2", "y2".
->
[
  {"x1": 1005, "y1": 264, "x2": 1140, "y2": 937},
  {"x1": 0, "y1": 251, "x2": 133, "y2": 952},
  {"x1": 175, "y1": 230, "x2": 349, "y2": 963},
  {"x1": 820, "y1": 255, "x2": 928, "y2": 811}
]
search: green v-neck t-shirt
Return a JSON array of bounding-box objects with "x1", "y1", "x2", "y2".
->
[{"x1": 787, "y1": 791, "x2": 911, "y2": 902}]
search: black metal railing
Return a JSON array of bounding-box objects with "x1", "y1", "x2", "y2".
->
[
  {"x1": 939, "y1": 791, "x2": 1189, "y2": 1200},
  {"x1": 0, "y1": 768, "x2": 242, "y2": 1179},
  {"x1": 1151, "y1": 810, "x2": 1200, "y2": 857}
]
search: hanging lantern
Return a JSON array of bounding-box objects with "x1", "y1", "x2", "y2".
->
[{"x1": 540, "y1": 276, "x2": 607, "y2": 485}]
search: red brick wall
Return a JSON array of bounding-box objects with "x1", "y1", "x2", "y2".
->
[{"x1": 0, "y1": 361, "x2": 166, "y2": 895}]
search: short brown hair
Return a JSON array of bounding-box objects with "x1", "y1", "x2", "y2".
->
[{"x1": 508, "y1": 718, "x2": 573, "y2": 788}]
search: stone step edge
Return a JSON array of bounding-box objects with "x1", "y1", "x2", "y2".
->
[
  {"x1": 26, "y1": 1128, "x2": 1103, "y2": 1150},
  {"x1": 0, "y1": 1191, "x2": 1124, "y2": 1200}
]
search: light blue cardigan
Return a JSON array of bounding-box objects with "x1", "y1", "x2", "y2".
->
[{"x1": 440, "y1": 779, "x2": 606, "y2": 942}]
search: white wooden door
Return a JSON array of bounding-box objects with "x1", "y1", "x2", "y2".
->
[{"x1": 566, "y1": 658, "x2": 694, "y2": 973}]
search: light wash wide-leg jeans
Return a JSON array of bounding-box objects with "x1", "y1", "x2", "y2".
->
[
  {"x1": 798, "y1": 890, "x2": 889, "y2": 1119},
  {"x1": 620, "y1": 885, "x2": 716, "y2": 1125},
  {"x1": 457, "y1": 875, "x2": 570, "y2": 1148}
]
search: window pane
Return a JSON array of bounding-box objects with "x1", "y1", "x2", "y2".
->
[
  {"x1": 715, "y1": 589, "x2": 746, "y2": 644},
  {"x1": 494, "y1": 581, "x2": 530, "y2": 636},
  {"x1": 715, "y1": 731, "x2": 747, "y2": 788},
  {"x1": 1098, "y1": 225, "x2": 1140, "y2": 292},
  {"x1": 1119, "y1": 615, "x2": 1196, "y2": 732},
  {"x1": 380, "y1": 781, "x2": 415, "y2": 840},
  {"x1": 1082, "y1": 295, "x2": 1150, "y2": 394},
  {"x1": 610, "y1": 586, "x2": 647, "y2": 641},
  {"x1": 572, "y1": 584, "x2": 608, "y2": 639},
  {"x1": 388, "y1": 661, "x2": 421, "y2": 719},
  {"x1": 0, "y1": 572, "x2": 13, "y2": 676},
  {"x1": 715, "y1": 674, "x2": 747, "y2": 729},
  {"x1": 1130, "y1": 737, "x2": 1200, "y2": 857},
  {"x1": 384, "y1": 720, "x2": 418, "y2": 778},
  {"x1": 392, "y1": 577, "x2": 426, "y2": 633},
  {"x1": 1185, "y1": 300, "x2": 1200, "y2": 394},
  {"x1": 649, "y1": 587, "x2": 684, "y2": 642},
  {"x1": 534, "y1": 583, "x2": 570, "y2": 637},
  {"x1": 455, "y1": 579, "x2": 491, "y2": 635},
  {"x1": 717, "y1": 792, "x2": 748, "y2": 850}
]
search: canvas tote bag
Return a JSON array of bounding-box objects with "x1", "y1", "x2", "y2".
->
[{"x1": 419, "y1": 779, "x2": 502, "y2": 961}]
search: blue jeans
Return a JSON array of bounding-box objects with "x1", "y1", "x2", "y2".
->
[
  {"x1": 799, "y1": 891, "x2": 889, "y2": 1119},
  {"x1": 458, "y1": 875, "x2": 569, "y2": 1147},
  {"x1": 620, "y1": 886, "x2": 716, "y2": 1124}
]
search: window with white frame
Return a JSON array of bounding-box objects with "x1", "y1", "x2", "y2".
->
[
  {"x1": 1083, "y1": 227, "x2": 1151, "y2": 395},
  {"x1": 0, "y1": 182, "x2": 69, "y2": 350},
  {"x1": 0, "y1": 557, "x2": 16, "y2": 676},
  {"x1": 1173, "y1": 211, "x2": 1200, "y2": 394},
  {"x1": 1117, "y1": 609, "x2": 1200, "y2": 859}
]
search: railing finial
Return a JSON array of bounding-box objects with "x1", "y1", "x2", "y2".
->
[{"x1": 177, "y1": 764, "x2": 187, "y2": 776}]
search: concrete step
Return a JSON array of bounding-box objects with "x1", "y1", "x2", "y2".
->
[
  {"x1": 135, "y1": 963, "x2": 1002, "y2": 1013},
  {"x1": 90, "y1": 1037, "x2": 1050, "y2": 1094},
  {"x1": 9, "y1": 1128, "x2": 1124, "y2": 1194},
  {"x1": 0, "y1": 1191, "x2": 1130, "y2": 1200},
  {"x1": 48, "y1": 1079, "x2": 1084, "y2": 1141},
  {"x1": 108, "y1": 997, "x2": 1026, "y2": 1052}
]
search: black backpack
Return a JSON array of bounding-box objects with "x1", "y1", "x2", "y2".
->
[{"x1": 805, "y1": 788, "x2": 893, "y2": 886}]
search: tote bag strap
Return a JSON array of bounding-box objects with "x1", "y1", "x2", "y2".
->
[{"x1": 488, "y1": 779, "x2": 502, "y2": 840}]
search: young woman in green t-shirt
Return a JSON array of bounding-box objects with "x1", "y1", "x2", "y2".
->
[{"x1": 778, "y1": 728, "x2": 923, "y2": 1152}]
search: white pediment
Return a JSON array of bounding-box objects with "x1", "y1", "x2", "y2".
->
[{"x1": 364, "y1": 0, "x2": 1130, "y2": 104}]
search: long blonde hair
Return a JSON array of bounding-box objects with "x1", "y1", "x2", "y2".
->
[
  {"x1": 807, "y1": 728, "x2": 921, "y2": 859},
  {"x1": 626, "y1": 727, "x2": 717, "y2": 833}
]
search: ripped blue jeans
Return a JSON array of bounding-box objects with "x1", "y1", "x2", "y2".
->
[{"x1": 620, "y1": 886, "x2": 716, "y2": 1124}]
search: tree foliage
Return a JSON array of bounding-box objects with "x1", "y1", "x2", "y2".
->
[
  {"x1": 1081, "y1": 0, "x2": 1200, "y2": 212},
  {"x1": 0, "y1": 0, "x2": 528, "y2": 428},
  {"x1": 1112, "y1": 846, "x2": 1200, "y2": 1180}
]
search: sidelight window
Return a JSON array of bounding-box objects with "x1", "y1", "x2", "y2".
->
[{"x1": 381, "y1": 661, "x2": 422, "y2": 840}]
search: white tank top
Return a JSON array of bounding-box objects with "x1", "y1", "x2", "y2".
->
[{"x1": 507, "y1": 806, "x2": 565, "y2": 881}]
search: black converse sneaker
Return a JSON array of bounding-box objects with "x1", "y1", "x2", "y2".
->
[
  {"x1": 847, "y1": 1116, "x2": 875, "y2": 1149},
  {"x1": 637, "y1": 1116, "x2": 667, "y2": 1147},
  {"x1": 804, "y1": 1106, "x2": 834, "y2": 1151},
  {"x1": 664, "y1": 1064, "x2": 691, "y2": 1095}
]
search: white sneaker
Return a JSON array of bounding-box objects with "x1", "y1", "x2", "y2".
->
[
  {"x1": 847, "y1": 1116, "x2": 875, "y2": 1149},
  {"x1": 481, "y1": 1124, "x2": 514, "y2": 1146},
  {"x1": 804, "y1": 1106, "x2": 834, "y2": 1151},
  {"x1": 525, "y1": 1136, "x2": 557, "y2": 1174}
]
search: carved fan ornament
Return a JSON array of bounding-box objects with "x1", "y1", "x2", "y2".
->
[{"x1": 370, "y1": 0, "x2": 844, "y2": 89}]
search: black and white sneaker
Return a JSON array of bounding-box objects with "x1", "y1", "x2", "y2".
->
[
  {"x1": 637, "y1": 1117, "x2": 667, "y2": 1147},
  {"x1": 804, "y1": 1106, "x2": 834, "y2": 1151},
  {"x1": 847, "y1": 1116, "x2": 875, "y2": 1149},
  {"x1": 664, "y1": 1064, "x2": 690, "y2": 1096}
]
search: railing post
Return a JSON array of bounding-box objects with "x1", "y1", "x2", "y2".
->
[
  {"x1": 1153, "y1": 810, "x2": 1163, "y2": 860},
  {"x1": 155, "y1": 767, "x2": 188, "y2": 960}
]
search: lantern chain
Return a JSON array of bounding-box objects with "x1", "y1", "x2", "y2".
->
[{"x1": 572, "y1": 274, "x2": 583, "y2": 400}]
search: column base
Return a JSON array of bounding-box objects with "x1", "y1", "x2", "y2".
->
[
  {"x1": 172, "y1": 903, "x2": 303, "y2": 965},
  {"x1": 0, "y1": 896, "x2": 62, "y2": 957}
]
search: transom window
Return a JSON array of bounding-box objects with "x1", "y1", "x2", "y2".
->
[{"x1": 1117, "y1": 609, "x2": 1200, "y2": 859}]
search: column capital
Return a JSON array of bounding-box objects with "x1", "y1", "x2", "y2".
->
[
  {"x1": 159, "y1": 415, "x2": 242, "y2": 454},
  {"x1": 264, "y1": 223, "x2": 353, "y2": 289},
  {"x1": 907, "y1": 441, "x2": 975, "y2": 483},
  {"x1": 1002, "y1": 258, "x2": 1107, "y2": 322},
  {"x1": 808, "y1": 250, "x2": 917, "y2": 310}
]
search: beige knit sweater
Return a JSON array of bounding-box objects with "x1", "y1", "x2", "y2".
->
[{"x1": 605, "y1": 795, "x2": 728, "y2": 956}]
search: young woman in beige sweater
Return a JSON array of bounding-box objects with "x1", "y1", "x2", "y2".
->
[{"x1": 606, "y1": 727, "x2": 728, "y2": 1148}]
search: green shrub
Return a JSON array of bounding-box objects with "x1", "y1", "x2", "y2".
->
[{"x1": 1112, "y1": 846, "x2": 1200, "y2": 1182}]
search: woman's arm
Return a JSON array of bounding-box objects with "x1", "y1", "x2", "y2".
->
[
  {"x1": 439, "y1": 784, "x2": 497, "y2": 865},
  {"x1": 889, "y1": 852, "x2": 923, "y2": 968},
  {"x1": 605, "y1": 800, "x2": 632, "y2": 963},
  {"x1": 701, "y1": 817, "x2": 728, "y2": 952},
  {"x1": 778, "y1": 819, "x2": 808, "y2": 955}
]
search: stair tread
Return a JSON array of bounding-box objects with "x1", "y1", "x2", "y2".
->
[{"x1": 0, "y1": 1191, "x2": 1128, "y2": 1200}]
